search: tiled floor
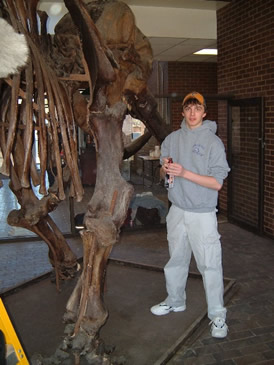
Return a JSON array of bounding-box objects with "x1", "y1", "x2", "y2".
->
[{"x1": 0, "y1": 237, "x2": 83, "y2": 293}]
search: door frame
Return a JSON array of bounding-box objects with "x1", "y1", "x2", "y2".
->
[{"x1": 227, "y1": 97, "x2": 265, "y2": 234}]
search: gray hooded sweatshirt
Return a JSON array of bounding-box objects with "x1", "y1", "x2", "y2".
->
[{"x1": 161, "y1": 119, "x2": 230, "y2": 213}]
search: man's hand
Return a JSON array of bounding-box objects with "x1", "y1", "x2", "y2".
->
[
  {"x1": 160, "y1": 157, "x2": 172, "y2": 179},
  {"x1": 164, "y1": 160, "x2": 222, "y2": 191},
  {"x1": 165, "y1": 161, "x2": 184, "y2": 177},
  {"x1": 161, "y1": 157, "x2": 171, "y2": 173}
]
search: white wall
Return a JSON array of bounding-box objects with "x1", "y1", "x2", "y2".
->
[{"x1": 130, "y1": 6, "x2": 217, "y2": 39}]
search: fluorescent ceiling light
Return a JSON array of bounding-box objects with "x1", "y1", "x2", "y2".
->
[{"x1": 194, "y1": 48, "x2": 218, "y2": 55}]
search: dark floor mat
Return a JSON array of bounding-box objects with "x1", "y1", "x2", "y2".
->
[{"x1": 2, "y1": 260, "x2": 233, "y2": 365}]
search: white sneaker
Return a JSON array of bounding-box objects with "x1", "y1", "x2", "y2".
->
[
  {"x1": 210, "y1": 317, "x2": 228, "y2": 338},
  {"x1": 150, "y1": 301, "x2": 186, "y2": 316}
]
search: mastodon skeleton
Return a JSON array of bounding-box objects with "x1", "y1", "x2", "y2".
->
[{"x1": 0, "y1": 0, "x2": 170, "y2": 363}]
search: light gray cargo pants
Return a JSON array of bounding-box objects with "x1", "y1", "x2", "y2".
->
[{"x1": 164, "y1": 205, "x2": 226, "y2": 320}]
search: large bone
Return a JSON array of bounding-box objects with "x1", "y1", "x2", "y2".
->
[
  {"x1": 1, "y1": 74, "x2": 21, "y2": 176},
  {"x1": 21, "y1": 61, "x2": 34, "y2": 188}
]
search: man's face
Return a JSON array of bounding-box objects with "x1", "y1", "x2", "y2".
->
[{"x1": 182, "y1": 103, "x2": 206, "y2": 129}]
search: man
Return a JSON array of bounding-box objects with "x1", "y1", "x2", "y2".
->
[{"x1": 150, "y1": 91, "x2": 230, "y2": 338}]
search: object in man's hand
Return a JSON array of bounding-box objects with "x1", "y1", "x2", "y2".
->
[{"x1": 164, "y1": 158, "x2": 174, "y2": 189}]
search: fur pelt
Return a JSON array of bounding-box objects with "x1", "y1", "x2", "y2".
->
[{"x1": 0, "y1": 18, "x2": 29, "y2": 78}]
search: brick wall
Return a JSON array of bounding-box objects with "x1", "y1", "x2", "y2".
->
[{"x1": 217, "y1": 0, "x2": 274, "y2": 238}]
